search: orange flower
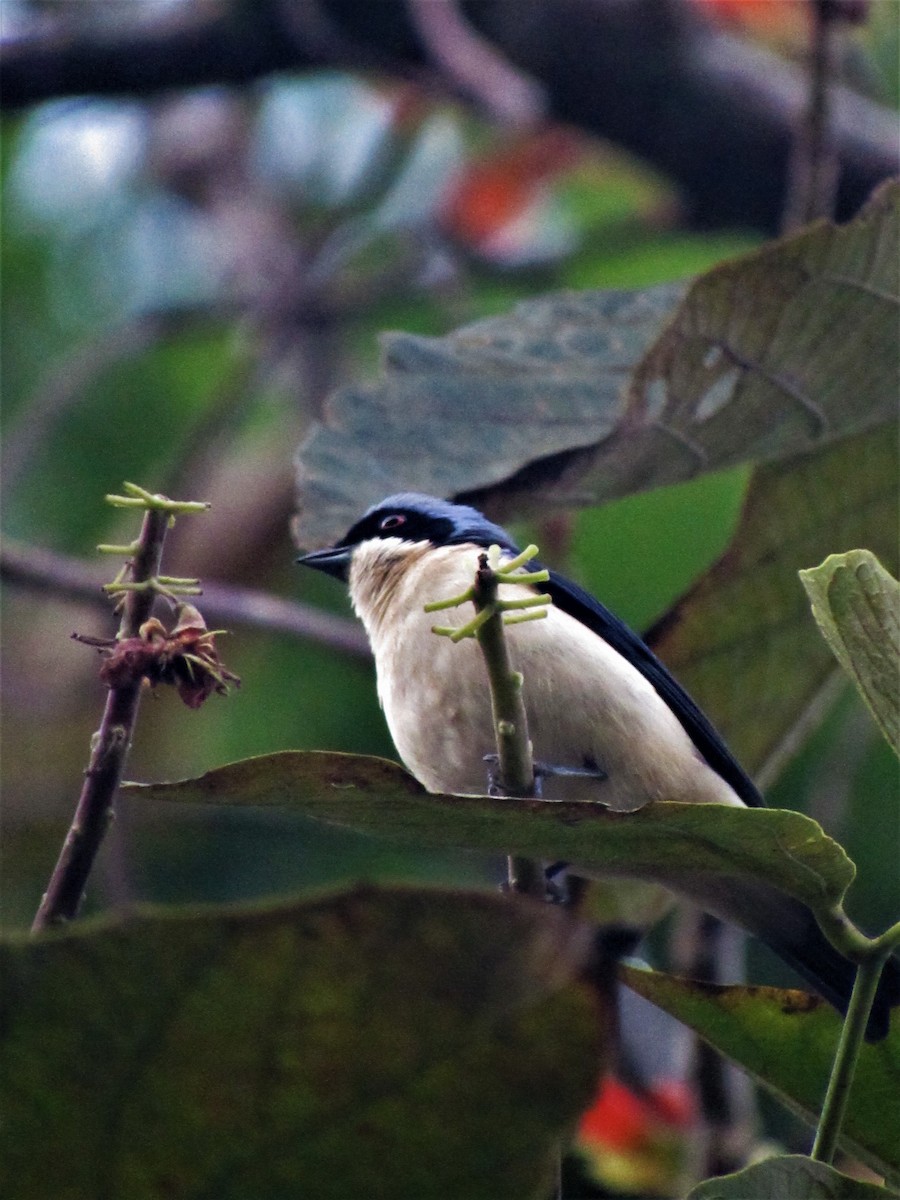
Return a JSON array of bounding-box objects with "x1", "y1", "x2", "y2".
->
[
  {"x1": 576, "y1": 1075, "x2": 695, "y2": 1195},
  {"x1": 691, "y1": 0, "x2": 868, "y2": 46},
  {"x1": 691, "y1": 0, "x2": 811, "y2": 44},
  {"x1": 440, "y1": 129, "x2": 580, "y2": 251}
]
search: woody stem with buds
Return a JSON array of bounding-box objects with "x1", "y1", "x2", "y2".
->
[
  {"x1": 472, "y1": 553, "x2": 545, "y2": 898},
  {"x1": 427, "y1": 543, "x2": 551, "y2": 898},
  {"x1": 471, "y1": 552, "x2": 537, "y2": 799},
  {"x1": 31, "y1": 485, "x2": 208, "y2": 932}
]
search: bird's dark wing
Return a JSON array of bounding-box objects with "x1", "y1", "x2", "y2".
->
[
  {"x1": 544, "y1": 570, "x2": 765, "y2": 808},
  {"x1": 541, "y1": 571, "x2": 900, "y2": 1040}
]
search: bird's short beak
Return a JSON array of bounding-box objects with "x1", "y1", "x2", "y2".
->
[{"x1": 296, "y1": 545, "x2": 353, "y2": 582}]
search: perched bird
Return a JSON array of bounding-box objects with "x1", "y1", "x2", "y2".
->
[{"x1": 299, "y1": 492, "x2": 899, "y2": 1040}]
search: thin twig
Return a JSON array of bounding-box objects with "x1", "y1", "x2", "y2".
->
[
  {"x1": 0, "y1": 537, "x2": 370, "y2": 659},
  {"x1": 781, "y1": 0, "x2": 842, "y2": 232},
  {"x1": 31, "y1": 503, "x2": 173, "y2": 931},
  {"x1": 801, "y1": 898, "x2": 899, "y2": 1161},
  {"x1": 672, "y1": 909, "x2": 755, "y2": 1177},
  {"x1": 406, "y1": 0, "x2": 545, "y2": 125},
  {"x1": 461, "y1": 545, "x2": 560, "y2": 1190}
]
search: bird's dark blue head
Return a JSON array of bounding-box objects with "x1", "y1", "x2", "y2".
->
[{"x1": 297, "y1": 493, "x2": 519, "y2": 581}]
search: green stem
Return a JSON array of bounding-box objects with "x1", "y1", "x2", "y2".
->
[
  {"x1": 469, "y1": 552, "x2": 546, "y2": 898},
  {"x1": 473, "y1": 558, "x2": 535, "y2": 798},
  {"x1": 814, "y1": 904, "x2": 873, "y2": 960},
  {"x1": 811, "y1": 953, "x2": 888, "y2": 1164},
  {"x1": 427, "y1": 544, "x2": 550, "y2": 897},
  {"x1": 870, "y1": 918, "x2": 900, "y2": 955},
  {"x1": 814, "y1": 902, "x2": 900, "y2": 964},
  {"x1": 106, "y1": 481, "x2": 210, "y2": 513}
]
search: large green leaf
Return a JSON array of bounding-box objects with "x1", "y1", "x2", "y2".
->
[
  {"x1": 620, "y1": 967, "x2": 900, "y2": 1181},
  {"x1": 647, "y1": 423, "x2": 899, "y2": 781},
  {"x1": 295, "y1": 182, "x2": 898, "y2": 544},
  {"x1": 122, "y1": 751, "x2": 855, "y2": 921},
  {"x1": 0, "y1": 885, "x2": 605, "y2": 1200},
  {"x1": 687, "y1": 1155, "x2": 899, "y2": 1199},
  {"x1": 799, "y1": 551, "x2": 900, "y2": 755},
  {"x1": 296, "y1": 281, "x2": 685, "y2": 543}
]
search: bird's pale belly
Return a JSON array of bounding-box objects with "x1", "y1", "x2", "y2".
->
[{"x1": 376, "y1": 603, "x2": 742, "y2": 810}]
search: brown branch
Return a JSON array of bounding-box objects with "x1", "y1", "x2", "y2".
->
[
  {"x1": 0, "y1": 1, "x2": 319, "y2": 109},
  {"x1": 0, "y1": 537, "x2": 370, "y2": 660},
  {"x1": 1, "y1": 0, "x2": 895, "y2": 234},
  {"x1": 781, "y1": 0, "x2": 845, "y2": 232},
  {"x1": 406, "y1": 0, "x2": 545, "y2": 125},
  {"x1": 671, "y1": 908, "x2": 757, "y2": 1175},
  {"x1": 31, "y1": 499, "x2": 177, "y2": 931}
]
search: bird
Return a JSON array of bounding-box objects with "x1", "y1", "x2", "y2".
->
[{"x1": 298, "y1": 491, "x2": 899, "y2": 1040}]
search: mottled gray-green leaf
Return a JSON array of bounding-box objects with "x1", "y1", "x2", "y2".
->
[
  {"x1": 647, "y1": 424, "x2": 899, "y2": 782},
  {"x1": 621, "y1": 967, "x2": 900, "y2": 1180},
  {"x1": 296, "y1": 283, "x2": 684, "y2": 543},
  {"x1": 799, "y1": 551, "x2": 900, "y2": 755},
  {"x1": 0, "y1": 885, "x2": 605, "y2": 1200},
  {"x1": 686, "y1": 1155, "x2": 899, "y2": 1199},
  {"x1": 295, "y1": 182, "x2": 898, "y2": 544},
  {"x1": 122, "y1": 751, "x2": 856, "y2": 920}
]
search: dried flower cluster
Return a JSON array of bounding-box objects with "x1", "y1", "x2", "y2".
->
[{"x1": 75, "y1": 603, "x2": 240, "y2": 709}]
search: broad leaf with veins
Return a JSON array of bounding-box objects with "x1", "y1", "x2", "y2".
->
[
  {"x1": 295, "y1": 182, "x2": 898, "y2": 543},
  {"x1": 647, "y1": 424, "x2": 899, "y2": 782},
  {"x1": 1, "y1": 886, "x2": 606, "y2": 1200}
]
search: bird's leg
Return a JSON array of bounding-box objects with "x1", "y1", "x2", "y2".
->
[
  {"x1": 544, "y1": 861, "x2": 571, "y2": 905},
  {"x1": 535, "y1": 757, "x2": 609, "y2": 784},
  {"x1": 483, "y1": 753, "x2": 608, "y2": 797},
  {"x1": 481, "y1": 752, "x2": 509, "y2": 797}
]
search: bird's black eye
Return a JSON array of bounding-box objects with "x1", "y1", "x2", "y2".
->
[{"x1": 379, "y1": 514, "x2": 407, "y2": 532}]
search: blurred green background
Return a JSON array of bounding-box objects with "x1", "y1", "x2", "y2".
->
[{"x1": 2, "y1": 3, "x2": 896, "y2": 1016}]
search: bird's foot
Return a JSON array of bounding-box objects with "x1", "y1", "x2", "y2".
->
[
  {"x1": 535, "y1": 757, "x2": 608, "y2": 784},
  {"x1": 482, "y1": 755, "x2": 607, "y2": 798}
]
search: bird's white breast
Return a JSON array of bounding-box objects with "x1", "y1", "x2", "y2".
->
[{"x1": 349, "y1": 539, "x2": 742, "y2": 809}]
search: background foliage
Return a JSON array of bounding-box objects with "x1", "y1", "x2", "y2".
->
[{"x1": 2, "y1": 2, "x2": 898, "y2": 1196}]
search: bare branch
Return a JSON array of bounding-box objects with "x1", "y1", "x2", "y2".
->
[
  {"x1": 32, "y1": 495, "x2": 181, "y2": 930},
  {"x1": 781, "y1": 0, "x2": 847, "y2": 232},
  {"x1": 406, "y1": 0, "x2": 545, "y2": 125},
  {"x1": 1, "y1": 538, "x2": 370, "y2": 660},
  {"x1": 671, "y1": 909, "x2": 758, "y2": 1175}
]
